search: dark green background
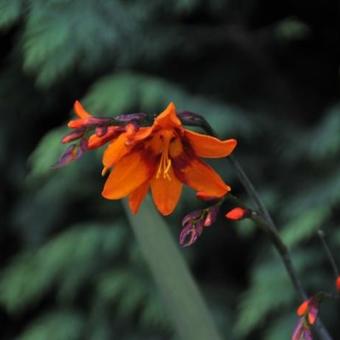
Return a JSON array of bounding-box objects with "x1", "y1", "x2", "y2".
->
[{"x1": 0, "y1": 0, "x2": 339, "y2": 339}]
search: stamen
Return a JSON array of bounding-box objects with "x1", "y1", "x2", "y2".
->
[
  {"x1": 101, "y1": 167, "x2": 109, "y2": 176},
  {"x1": 156, "y1": 151, "x2": 172, "y2": 180},
  {"x1": 155, "y1": 131, "x2": 174, "y2": 181}
]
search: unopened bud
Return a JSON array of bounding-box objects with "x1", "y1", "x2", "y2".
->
[
  {"x1": 179, "y1": 220, "x2": 204, "y2": 247},
  {"x1": 53, "y1": 143, "x2": 85, "y2": 168},
  {"x1": 225, "y1": 207, "x2": 247, "y2": 220},
  {"x1": 115, "y1": 112, "x2": 147, "y2": 123},
  {"x1": 61, "y1": 129, "x2": 85, "y2": 143},
  {"x1": 203, "y1": 205, "x2": 219, "y2": 227}
]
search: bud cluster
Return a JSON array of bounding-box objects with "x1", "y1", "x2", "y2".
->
[{"x1": 179, "y1": 205, "x2": 220, "y2": 247}]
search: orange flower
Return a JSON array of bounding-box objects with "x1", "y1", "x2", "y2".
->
[{"x1": 101, "y1": 102, "x2": 237, "y2": 215}]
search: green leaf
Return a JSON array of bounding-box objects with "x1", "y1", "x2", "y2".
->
[
  {"x1": 234, "y1": 258, "x2": 295, "y2": 338},
  {"x1": 0, "y1": 223, "x2": 126, "y2": 312},
  {"x1": 124, "y1": 197, "x2": 223, "y2": 340},
  {"x1": 18, "y1": 310, "x2": 84, "y2": 340},
  {"x1": 28, "y1": 127, "x2": 67, "y2": 178},
  {"x1": 0, "y1": 0, "x2": 23, "y2": 30},
  {"x1": 281, "y1": 207, "x2": 330, "y2": 247}
]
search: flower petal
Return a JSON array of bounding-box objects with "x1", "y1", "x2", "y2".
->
[
  {"x1": 74, "y1": 100, "x2": 91, "y2": 118},
  {"x1": 128, "y1": 182, "x2": 150, "y2": 214},
  {"x1": 154, "y1": 102, "x2": 182, "y2": 129},
  {"x1": 150, "y1": 167, "x2": 183, "y2": 216},
  {"x1": 102, "y1": 132, "x2": 132, "y2": 168},
  {"x1": 173, "y1": 155, "x2": 230, "y2": 198},
  {"x1": 102, "y1": 151, "x2": 155, "y2": 199},
  {"x1": 185, "y1": 130, "x2": 237, "y2": 158}
]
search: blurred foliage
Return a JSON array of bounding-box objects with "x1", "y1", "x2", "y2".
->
[{"x1": 0, "y1": 0, "x2": 339, "y2": 339}]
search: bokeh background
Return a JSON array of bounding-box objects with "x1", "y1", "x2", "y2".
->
[{"x1": 1, "y1": 0, "x2": 340, "y2": 339}]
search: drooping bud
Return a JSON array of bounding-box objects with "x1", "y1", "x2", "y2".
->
[
  {"x1": 180, "y1": 205, "x2": 220, "y2": 247},
  {"x1": 296, "y1": 298, "x2": 319, "y2": 326},
  {"x1": 53, "y1": 140, "x2": 87, "y2": 168},
  {"x1": 203, "y1": 205, "x2": 220, "y2": 227},
  {"x1": 179, "y1": 219, "x2": 204, "y2": 248},
  {"x1": 225, "y1": 207, "x2": 247, "y2": 220},
  {"x1": 336, "y1": 276, "x2": 340, "y2": 292},
  {"x1": 292, "y1": 297, "x2": 318, "y2": 340},
  {"x1": 180, "y1": 210, "x2": 205, "y2": 247},
  {"x1": 292, "y1": 320, "x2": 312, "y2": 340},
  {"x1": 61, "y1": 128, "x2": 85, "y2": 143},
  {"x1": 182, "y1": 210, "x2": 202, "y2": 227}
]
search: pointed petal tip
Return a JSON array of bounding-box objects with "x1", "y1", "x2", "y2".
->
[
  {"x1": 74, "y1": 100, "x2": 90, "y2": 118},
  {"x1": 167, "y1": 101, "x2": 176, "y2": 110}
]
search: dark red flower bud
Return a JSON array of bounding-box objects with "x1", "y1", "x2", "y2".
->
[
  {"x1": 115, "y1": 112, "x2": 147, "y2": 123},
  {"x1": 95, "y1": 126, "x2": 107, "y2": 137},
  {"x1": 225, "y1": 207, "x2": 247, "y2": 220},
  {"x1": 87, "y1": 126, "x2": 121, "y2": 149},
  {"x1": 61, "y1": 129, "x2": 85, "y2": 143},
  {"x1": 203, "y1": 205, "x2": 219, "y2": 227},
  {"x1": 179, "y1": 220, "x2": 204, "y2": 247},
  {"x1": 180, "y1": 210, "x2": 205, "y2": 247},
  {"x1": 292, "y1": 319, "x2": 312, "y2": 340},
  {"x1": 53, "y1": 143, "x2": 84, "y2": 168}
]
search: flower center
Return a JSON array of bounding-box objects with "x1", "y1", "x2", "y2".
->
[
  {"x1": 156, "y1": 149, "x2": 172, "y2": 180},
  {"x1": 155, "y1": 130, "x2": 174, "y2": 180}
]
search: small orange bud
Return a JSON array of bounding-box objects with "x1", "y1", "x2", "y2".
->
[
  {"x1": 336, "y1": 276, "x2": 340, "y2": 292},
  {"x1": 225, "y1": 207, "x2": 247, "y2": 220},
  {"x1": 296, "y1": 300, "x2": 309, "y2": 316}
]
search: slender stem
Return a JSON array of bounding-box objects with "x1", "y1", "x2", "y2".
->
[
  {"x1": 318, "y1": 230, "x2": 340, "y2": 278},
  {"x1": 228, "y1": 155, "x2": 275, "y2": 226},
  {"x1": 195, "y1": 122, "x2": 333, "y2": 339},
  {"x1": 249, "y1": 211, "x2": 307, "y2": 299},
  {"x1": 229, "y1": 159, "x2": 333, "y2": 340},
  {"x1": 228, "y1": 158, "x2": 332, "y2": 340}
]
